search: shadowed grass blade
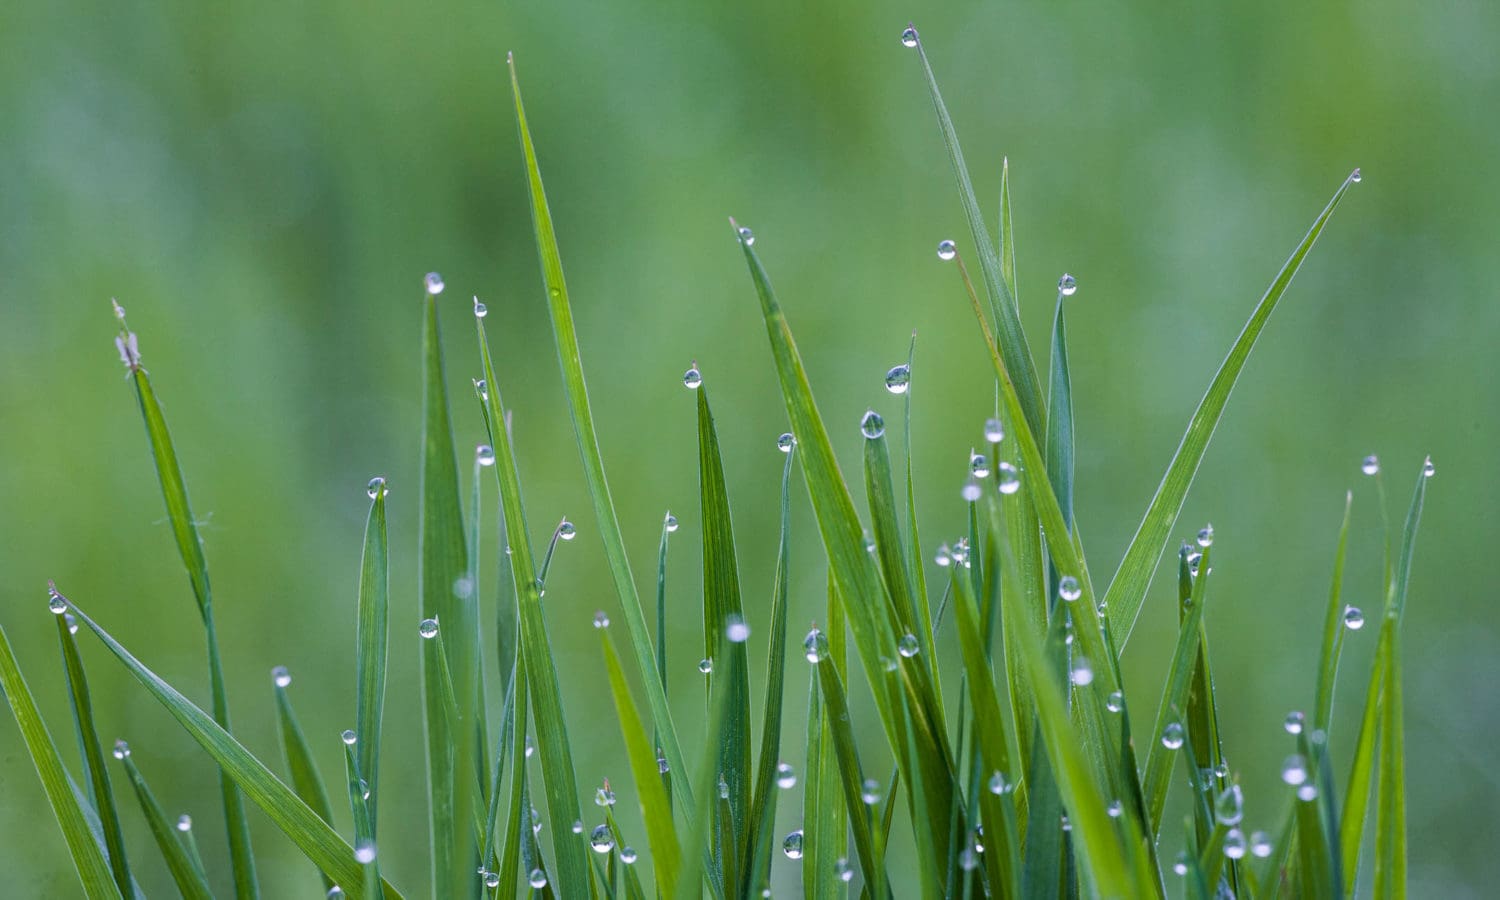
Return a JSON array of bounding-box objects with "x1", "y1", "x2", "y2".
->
[
  {"x1": 272, "y1": 669, "x2": 337, "y2": 893},
  {"x1": 507, "y1": 55, "x2": 692, "y2": 812},
  {"x1": 62, "y1": 599, "x2": 404, "y2": 900},
  {"x1": 356, "y1": 484, "x2": 389, "y2": 836},
  {"x1": 864, "y1": 432, "x2": 921, "y2": 643},
  {"x1": 673, "y1": 637, "x2": 740, "y2": 900},
  {"x1": 0, "y1": 618, "x2": 122, "y2": 899},
  {"x1": 111, "y1": 303, "x2": 258, "y2": 899},
  {"x1": 118, "y1": 755, "x2": 214, "y2": 900},
  {"x1": 1101, "y1": 172, "x2": 1362, "y2": 648},
  {"x1": 1313, "y1": 492, "x2": 1355, "y2": 734},
  {"x1": 1177, "y1": 544, "x2": 1236, "y2": 893},
  {"x1": 1142, "y1": 546, "x2": 1214, "y2": 833},
  {"x1": 54, "y1": 602, "x2": 132, "y2": 895},
  {"x1": 1046, "y1": 288, "x2": 1075, "y2": 527}
]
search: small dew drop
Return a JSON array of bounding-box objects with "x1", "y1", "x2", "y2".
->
[
  {"x1": 424, "y1": 272, "x2": 445, "y2": 295},
  {"x1": 557, "y1": 520, "x2": 577, "y2": 541},
  {"x1": 775, "y1": 762, "x2": 797, "y2": 789},
  {"x1": 698, "y1": 657, "x2": 713, "y2": 674},
  {"x1": 1250, "y1": 831, "x2": 1273, "y2": 858},
  {"x1": 860, "y1": 409, "x2": 885, "y2": 439},
  {"x1": 1058, "y1": 575, "x2": 1082, "y2": 602},
  {"x1": 1281, "y1": 754, "x2": 1309, "y2": 786},
  {"x1": 366, "y1": 476, "x2": 387, "y2": 499},
  {"x1": 528, "y1": 869, "x2": 548, "y2": 889},
  {"x1": 884, "y1": 363, "x2": 911, "y2": 394},
  {"x1": 683, "y1": 365, "x2": 703, "y2": 389},
  {"x1": 571, "y1": 819, "x2": 584, "y2": 834},
  {"x1": 1197, "y1": 524, "x2": 1214, "y2": 548},
  {"x1": 354, "y1": 841, "x2": 376, "y2": 864},
  {"x1": 656, "y1": 749, "x2": 669, "y2": 774},
  {"x1": 176, "y1": 814, "x2": 191, "y2": 832},
  {"x1": 988, "y1": 771, "x2": 1010, "y2": 795},
  {"x1": 1350, "y1": 168, "x2": 1363, "y2": 184},
  {"x1": 359, "y1": 778, "x2": 369, "y2": 800},
  {"x1": 1284, "y1": 710, "x2": 1305, "y2": 735},
  {"x1": 996, "y1": 462, "x2": 1020, "y2": 494},
  {"x1": 592, "y1": 611, "x2": 610, "y2": 629},
  {"x1": 1069, "y1": 657, "x2": 1094, "y2": 686},
  {"x1": 1361, "y1": 454, "x2": 1380, "y2": 476},
  {"x1": 897, "y1": 633, "x2": 920, "y2": 658},
  {"x1": 1161, "y1": 722, "x2": 1185, "y2": 750},
  {"x1": 1058, "y1": 273, "x2": 1078, "y2": 296},
  {"x1": 472, "y1": 296, "x2": 487, "y2": 318},
  {"x1": 718, "y1": 773, "x2": 730, "y2": 799},
  {"x1": 328, "y1": 887, "x2": 345, "y2": 898},
  {"x1": 1224, "y1": 828, "x2": 1247, "y2": 860},
  {"x1": 835, "y1": 857, "x2": 854, "y2": 882},
  {"x1": 476, "y1": 445, "x2": 496, "y2": 467},
  {"x1": 271, "y1": 666, "x2": 292, "y2": 688},
  {"x1": 65, "y1": 613, "x2": 78, "y2": 634},
  {"x1": 419, "y1": 618, "x2": 440, "y2": 639},
  {"x1": 620, "y1": 846, "x2": 638, "y2": 865},
  {"x1": 936, "y1": 239, "x2": 956, "y2": 261},
  {"x1": 341, "y1": 729, "x2": 357, "y2": 746},
  {"x1": 934, "y1": 544, "x2": 952, "y2": 567},
  {"x1": 803, "y1": 628, "x2": 829, "y2": 664},
  {"x1": 1422, "y1": 456, "x2": 1435, "y2": 478},
  {"x1": 1343, "y1": 605, "x2": 1365, "y2": 630},
  {"x1": 484, "y1": 871, "x2": 501, "y2": 888},
  {"x1": 737, "y1": 226, "x2": 755, "y2": 246},
  {"x1": 1298, "y1": 783, "x2": 1319, "y2": 801},
  {"x1": 1215, "y1": 783, "x2": 1244, "y2": 826},
  {"x1": 664, "y1": 512, "x2": 679, "y2": 533},
  {"x1": 900, "y1": 26, "x2": 919, "y2": 48},
  {"x1": 783, "y1": 829, "x2": 804, "y2": 860},
  {"x1": 983, "y1": 417, "x2": 1005, "y2": 444},
  {"x1": 595, "y1": 785, "x2": 616, "y2": 808},
  {"x1": 1107, "y1": 800, "x2": 1123, "y2": 818},
  {"x1": 970, "y1": 451, "x2": 990, "y2": 478},
  {"x1": 525, "y1": 736, "x2": 534, "y2": 758},
  {"x1": 776, "y1": 432, "x2": 796, "y2": 453},
  {"x1": 113, "y1": 739, "x2": 131, "y2": 760},
  {"x1": 961, "y1": 479, "x2": 982, "y2": 502},
  {"x1": 1173, "y1": 852, "x2": 1189, "y2": 876},
  {"x1": 1106, "y1": 690, "x2": 1125, "y2": 713},
  {"x1": 860, "y1": 778, "x2": 882, "y2": 805},
  {"x1": 726, "y1": 616, "x2": 751, "y2": 643},
  {"x1": 47, "y1": 588, "x2": 66, "y2": 615}
]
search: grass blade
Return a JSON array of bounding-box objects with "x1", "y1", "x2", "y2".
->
[
  {"x1": 496, "y1": 665, "x2": 529, "y2": 895},
  {"x1": 1045, "y1": 287, "x2": 1075, "y2": 527},
  {"x1": 1313, "y1": 492, "x2": 1355, "y2": 734},
  {"x1": 118, "y1": 754, "x2": 214, "y2": 900},
  {"x1": 0, "y1": 617, "x2": 122, "y2": 899},
  {"x1": 1100, "y1": 172, "x2": 1362, "y2": 648},
  {"x1": 998, "y1": 156, "x2": 1017, "y2": 299},
  {"x1": 813, "y1": 649, "x2": 885, "y2": 893},
  {"x1": 272, "y1": 667, "x2": 337, "y2": 893},
  {"x1": 864, "y1": 431, "x2": 921, "y2": 644},
  {"x1": 112, "y1": 302, "x2": 258, "y2": 898},
  {"x1": 673, "y1": 633, "x2": 742, "y2": 900},
  {"x1": 507, "y1": 54, "x2": 693, "y2": 811},
  {"x1": 803, "y1": 580, "x2": 848, "y2": 899},
  {"x1": 356, "y1": 482, "x2": 389, "y2": 837},
  {"x1": 62, "y1": 598, "x2": 404, "y2": 900},
  {"x1": 899, "y1": 335, "x2": 936, "y2": 687},
  {"x1": 54, "y1": 600, "x2": 133, "y2": 895}
]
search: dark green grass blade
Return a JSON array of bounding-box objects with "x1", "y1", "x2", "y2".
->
[
  {"x1": 1101, "y1": 172, "x2": 1361, "y2": 648},
  {"x1": 900, "y1": 335, "x2": 936, "y2": 688},
  {"x1": 507, "y1": 55, "x2": 692, "y2": 812},
  {"x1": 356, "y1": 485, "x2": 389, "y2": 836},
  {"x1": 743, "y1": 446, "x2": 795, "y2": 897},
  {"x1": 62, "y1": 600, "x2": 404, "y2": 900},
  {"x1": 1178, "y1": 545, "x2": 1235, "y2": 895},
  {"x1": 0, "y1": 618, "x2": 122, "y2": 899},
  {"x1": 473, "y1": 316, "x2": 592, "y2": 898},
  {"x1": 465, "y1": 454, "x2": 491, "y2": 809},
  {"x1": 1046, "y1": 289, "x2": 1075, "y2": 528},
  {"x1": 418, "y1": 283, "x2": 478, "y2": 900},
  {"x1": 496, "y1": 665, "x2": 529, "y2": 896},
  {"x1": 802, "y1": 582, "x2": 847, "y2": 900},
  {"x1": 909, "y1": 30, "x2": 1045, "y2": 437},
  {"x1": 600, "y1": 628, "x2": 681, "y2": 895},
  {"x1": 272, "y1": 670, "x2": 337, "y2": 893},
  {"x1": 695, "y1": 386, "x2": 751, "y2": 891},
  {"x1": 343, "y1": 742, "x2": 383, "y2": 896},
  {"x1": 54, "y1": 605, "x2": 132, "y2": 895},
  {"x1": 119, "y1": 755, "x2": 214, "y2": 900},
  {"x1": 673, "y1": 639, "x2": 740, "y2": 900},
  {"x1": 864, "y1": 432, "x2": 921, "y2": 642},
  {"x1": 1313, "y1": 492, "x2": 1355, "y2": 734},
  {"x1": 813, "y1": 651, "x2": 884, "y2": 893},
  {"x1": 733, "y1": 225, "x2": 957, "y2": 881},
  {"x1": 480, "y1": 666, "x2": 515, "y2": 872},
  {"x1": 113, "y1": 305, "x2": 258, "y2": 899}
]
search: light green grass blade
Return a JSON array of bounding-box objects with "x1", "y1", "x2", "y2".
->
[
  {"x1": 600, "y1": 628, "x2": 681, "y2": 896},
  {"x1": 272, "y1": 669, "x2": 337, "y2": 893},
  {"x1": 803, "y1": 580, "x2": 848, "y2": 900},
  {"x1": 506, "y1": 55, "x2": 692, "y2": 814},
  {"x1": 62, "y1": 599, "x2": 404, "y2": 900},
  {"x1": 1101, "y1": 172, "x2": 1361, "y2": 648},
  {"x1": 54, "y1": 602, "x2": 133, "y2": 895},
  {"x1": 864, "y1": 432, "x2": 920, "y2": 643},
  {"x1": 998, "y1": 156, "x2": 1017, "y2": 300},
  {"x1": 356, "y1": 485, "x2": 389, "y2": 837},
  {"x1": 1314, "y1": 492, "x2": 1354, "y2": 734},
  {"x1": 118, "y1": 755, "x2": 214, "y2": 900},
  {"x1": 343, "y1": 742, "x2": 382, "y2": 895},
  {"x1": 496, "y1": 665, "x2": 529, "y2": 896},
  {"x1": 112, "y1": 304, "x2": 258, "y2": 899},
  {"x1": 732, "y1": 224, "x2": 958, "y2": 882},
  {"x1": 908, "y1": 31, "x2": 1045, "y2": 437},
  {"x1": 0, "y1": 617, "x2": 122, "y2": 899},
  {"x1": 1046, "y1": 288, "x2": 1075, "y2": 527},
  {"x1": 418, "y1": 283, "x2": 478, "y2": 900},
  {"x1": 899, "y1": 335, "x2": 936, "y2": 690},
  {"x1": 742, "y1": 445, "x2": 795, "y2": 897},
  {"x1": 695, "y1": 386, "x2": 752, "y2": 892}
]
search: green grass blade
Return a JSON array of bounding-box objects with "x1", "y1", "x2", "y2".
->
[
  {"x1": 599, "y1": 628, "x2": 681, "y2": 896},
  {"x1": 742, "y1": 446, "x2": 795, "y2": 897},
  {"x1": 418, "y1": 281, "x2": 478, "y2": 899},
  {"x1": 1101, "y1": 172, "x2": 1361, "y2": 648},
  {"x1": 998, "y1": 156, "x2": 1017, "y2": 299},
  {"x1": 695, "y1": 386, "x2": 752, "y2": 891},
  {"x1": 802, "y1": 582, "x2": 847, "y2": 900},
  {"x1": 496, "y1": 665, "x2": 529, "y2": 896},
  {"x1": 908, "y1": 30, "x2": 1045, "y2": 437},
  {"x1": 118, "y1": 755, "x2": 214, "y2": 900},
  {"x1": 900, "y1": 335, "x2": 937, "y2": 690},
  {"x1": 1177, "y1": 544, "x2": 1235, "y2": 895},
  {"x1": 673, "y1": 634, "x2": 741, "y2": 900},
  {"x1": 343, "y1": 742, "x2": 382, "y2": 895},
  {"x1": 356, "y1": 484, "x2": 389, "y2": 837},
  {"x1": 812, "y1": 650, "x2": 884, "y2": 893},
  {"x1": 53, "y1": 602, "x2": 133, "y2": 895},
  {"x1": 272, "y1": 668, "x2": 337, "y2": 893},
  {"x1": 1313, "y1": 492, "x2": 1355, "y2": 734},
  {"x1": 1045, "y1": 288, "x2": 1075, "y2": 527},
  {"x1": 112, "y1": 304, "x2": 258, "y2": 899},
  {"x1": 506, "y1": 55, "x2": 692, "y2": 814},
  {"x1": 864, "y1": 431, "x2": 921, "y2": 645},
  {"x1": 62, "y1": 599, "x2": 404, "y2": 900},
  {"x1": 0, "y1": 617, "x2": 122, "y2": 899}
]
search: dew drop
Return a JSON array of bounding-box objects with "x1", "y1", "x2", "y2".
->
[
  {"x1": 1058, "y1": 575, "x2": 1082, "y2": 602},
  {"x1": 860, "y1": 409, "x2": 885, "y2": 439},
  {"x1": 176, "y1": 814, "x2": 191, "y2": 832},
  {"x1": 803, "y1": 628, "x2": 828, "y2": 663},
  {"x1": 366, "y1": 476, "x2": 387, "y2": 499},
  {"x1": 424, "y1": 272, "x2": 445, "y2": 295},
  {"x1": 1106, "y1": 800, "x2": 1123, "y2": 818},
  {"x1": 1069, "y1": 657, "x2": 1094, "y2": 686},
  {"x1": 776, "y1": 432, "x2": 796, "y2": 453},
  {"x1": 1173, "y1": 851, "x2": 1189, "y2": 876},
  {"x1": 1281, "y1": 754, "x2": 1308, "y2": 786},
  {"x1": 900, "y1": 26, "x2": 919, "y2": 48},
  {"x1": 1250, "y1": 831, "x2": 1273, "y2": 858},
  {"x1": 1298, "y1": 783, "x2": 1319, "y2": 802},
  {"x1": 589, "y1": 824, "x2": 614, "y2": 853},
  {"x1": 1197, "y1": 524, "x2": 1214, "y2": 548},
  {"x1": 1214, "y1": 783, "x2": 1244, "y2": 825},
  {"x1": 1361, "y1": 454, "x2": 1380, "y2": 476},
  {"x1": 726, "y1": 615, "x2": 751, "y2": 643},
  {"x1": 473, "y1": 296, "x2": 487, "y2": 318},
  {"x1": 988, "y1": 770, "x2": 1010, "y2": 795},
  {"x1": 354, "y1": 841, "x2": 376, "y2": 864},
  {"x1": 737, "y1": 226, "x2": 755, "y2": 246},
  {"x1": 970, "y1": 451, "x2": 990, "y2": 478},
  {"x1": 48, "y1": 588, "x2": 66, "y2": 615},
  {"x1": 897, "y1": 633, "x2": 920, "y2": 658},
  {"x1": 328, "y1": 887, "x2": 344, "y2": 898},
  {"x1": 271, "y1": 665, "x2": 292, "y2": 688},
  {"x1": 525, "y1": 736, "x2": 534, "y2": 758},
  {"x1": 528, "y1": 869, "x2": 548, "y2": 889},
  {"x1": 1106, "y1": 690, "x2": 1125, "y2": 713},
  {"x1": 657, "y1": 749, "x2": 669, "y2": 774},
  {"x1": 591, "y1": 611, "x2": 611, "y2": 630},
  {"x1": 484, "y1": 871, "x2": 500, "y2": 888},
  {"x1": 783, "y1": 829, "x2": 804, "y2": 859},
  {"x1": 341, "y1": 729, "x2": 357, "y2": 746},
  {"x1": 1284, "y1": 710, "x2": 1305, "y2": 735},
  {"x1": 110, "y1": 739, "x2": 130, "y2": 760},
  {"x1": 936, "y1": 239, "x2": 956, "y2": 261},
  {"x1": 983, "y1": 417, "x2": 1005, "y2": 443},
  {"x1": 884, "y1": 363, "x2": 911, "y2": 394},
  {"x1": 683, "y1": 364, "x2": 702, "y2": 389},
  {"x1": 1058, "y1": 273, "x2": 1077, "y2": 296},
  {"x1": 860, "y1": 777, "x2": 882, "y2": 805},
  {"x1": 557, "y1": 520, "x2": 577, "y2": 541},
  {"x1": 476, "y1": 445, "x2": 496, "y2": 467},
  {"x1": 1422, "y1": 456, "x2": 1435, "y2": 478},
  {"x1": 65, "y1": 613, "x2": 78, "y2": 634},
  {"x1": 775, "y1": 762, "x2": 797, "y2": 789},
  {"x1": 1350, "y1": 168, "x2": 1362, "y2": 184},
  {"x1": 595, "y1": 785, "x2": 616, "y2": 807},
  {"x1": 1343, "y1": 605, "x2": 1365, "y2": 630},
  {"x1": 835, "y1": 857, "x2": 854, "y2": 882},
  {"x1": 934, "y1": 544, "x2": 952, "y2": 567},
  {"x1": 698, "y1": 657, "x2": 713, "y2": 674},
  {"x1": 718, "y1": 773, "x2": 730, "y2": 799},
  {"x1": 961, "y1": 479, "x2": 982, "y2": 502},
  {"x1": 1161, "y1": 722, "x2": 1185, "y2": 750},
  {"x1": 419, "y1": 618, "x2": 439, "y2": 639},
  {"x1": 620, "y1": 846, "x2": 637, "y2": 865},
  {"x1": 664, "y1": 512, "x2": 680, "y2": 533},
  {"x1": 996, "y1": 462, "x2": 1020, "y2": 494},
  {"x1": 359, "y1": 778, "x2": 369, "y2": 800},
  {"x1": 1224, "y1": 828, "x2": 1247, "y2": 859}
]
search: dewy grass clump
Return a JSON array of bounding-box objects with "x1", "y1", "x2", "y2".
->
[{"x1": 1, "y1": 25, "x2": 1429, "y2": 900}]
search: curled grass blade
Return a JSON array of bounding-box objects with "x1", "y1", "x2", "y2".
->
[
  {"x1": 0, "y1": 619, "x2": 122, "y2": 899},
  {"x1": 118, "y1": 755, "x2": 214, "y2": 900},
  {"x1": 355, "y1": 486, "x2": 389, "y2": 836},
  {"x1": 272, "y1": 671, "x2": 337, "y2": 893},
  {"x1": 1101, "y1": 172, "x2": 1362, "y2": 648}
]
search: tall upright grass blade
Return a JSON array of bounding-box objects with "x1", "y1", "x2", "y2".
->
[
  {"x1": 0, "y1": 618, "x2": 122, "y2": 899},
  {"x1": 1045, "y1": 288, "x2": 1075, "y2": 528},
  {"x1": 1100, "y1": 172, "x2": 1362, "y2": 649},
  {"x1": 356, "y1": 483, "x2": 389, "y2": 836},
  {"x1": 673, "y1": 638, "x2": 741, "y2": 900},
  {"x1": 1313, "y1": 492, "x2": 1355, "y2": 734},
  {"x1": 998, "y1": 157, "x2": 1017, "y2": 300},
  {"x1": 496, "y1": 665, "x2": 529, "y2": 896},
  {"x1": 54, "y1": 602, "x2": 132, "y2": 895},
  {"x1": 864, "y1": 432, "x2": 921, "y2": 642},
  {"x1": 898, "y1": 335, "x2": 937, "y2": 689},
  {"x1": 118, "y1": 754, "x2": 214, "y2": 900},
  {"x1": 813, "y1": 649, "x2": 885, "y2": 893},
  {"x1": 1177, "y1": 544, "x2": 1235, "y2": 894},
  {"x1": 111, "y1": 303, "x2": 258, "y2": 899},
  {"x1": 803, "y1": 579, "x2": 848, "y2": 900},
  {"x1": 272, "y1": 668, "x2": 337, "y2": 893},
  {"x1": 507, "y1": 55, "x2": 693, "y2": 812},
  {"x1": 62, "y1": 599, "x2": 404, "y2": 900}
]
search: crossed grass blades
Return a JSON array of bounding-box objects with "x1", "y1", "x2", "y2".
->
[{"x1": 2, "y1": 25, "x2": 1428, "y2": 900}]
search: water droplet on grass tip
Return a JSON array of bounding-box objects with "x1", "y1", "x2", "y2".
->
[
  {"x1": 366, "y1": 476, "x2": 387, "y2": 499},
  {"x1": 1059, "y1": 575, "x2": 1081, "y2": 602},
  {"x1": 776, "y1": 762, "x2": 796, "y2": 789},
  {"x1": 476, "y1": 445, "x2": 495, "y2": 466},
  {"x1": 1343, "y1": 605, "x2": 1365, "y2": 630},
  {"x1": 595, "y1": 785, "x2": 615, "y2": 807},
  {"x1": 176, "y1": 814, "x2": 191, "y2": 832},
  {"x1": 1106, "y1": 690, "x2": 1125, "y2": 713},
  {"x1": 620, "y1": 846, "x2": 638, "y2": 864},
  {"x1": 983, "y1": 417, "x2": 1004, "y2": 443},
  {"x1": 698, "y1": 657, "x2": 713, "y2": 674},
  {"x1": 1298, "y1": 783, "x2": 1319, "y2": 801},
  {"x1": 1284, "y1": 711, "x2": 1305, "y2": 735},
  {"x1": 419, "y1": 618, "x2": 439, "y2": 639},
  {"x1": 1423, "y1": 456, "x2": 1435, "y2": 477},
  {"x1": 783, "y1": 830, "x2": 804, "y2": 859},
  {"x1": 900, "y1": 26, "x2": 919, "y2": 48},
  {"x1": 860, "y1": 409, "x2": 885, "y2": 439},
  {"x1": 884, "y1": 363, "x2": 911, "y2": 394},
  {"x1": 935, "y1": 544, "x2": 952, "y2": 567},
  {"x1": 1215, "y1": 784, "x2": 1244, "y2": 825},
  {"x1": 860, "y1": 778, "x2": 882, "y2": 804},
  {"x1": 1350, "y1": 168, "x2": 1362, "y2": 183},
  {"x1": 528, "y1": 869, "x2": 548, "y2": 889},
  {"x1": 1197, "y1": 524, "x2": 1214, "y2": 547},
  {"x1": 777, "y1": 432, "x2": 795, "y2": 452},
  {"x1": 727, "y1": 616, "x2": 751, "y2": 643},
  {"x1": 272, "y1": 666, "x2": 291, "y2": 688},
  {"x1": 970, "y1": 451, "x2": 990, "y2": 478},
  {"x1": 341, "y1": 730, "x2": 357, "y2": 746},
  {"x1": 1058, "y1": 273, "x2": 1077, "y2": 296},
  {"x1": 327, "y1": 887, "x2": 344, "y2": 898},
  {"x1": 961, "y1": 479, "x2": 982, "y2": 502},
  {"x1": 803, "y1": 628, "x2": 828, "y2": 663},
  {"x1": 47, "y1": 588, "x2": 66, "y2": 614},
  {"x1": 593, "y1": 611, "x2": 610, "y2": 629},
  {"x1": 112, "y1": 739, "x2": 130, "y2": 759},
  {"x1": 683, "y1": 365, "x2": 702, "y2": 389},
  {"x1": 997, "y1": 462, "x2": 1020, "y2": 494},
  {"x1": 1361, "y1": 454, "x2": 1380, "y2": 475},
  {"x1": 897, "y1": 633, "x2": 920, "y2": 657},
  {"x1": 354, "y1": 841, "x2": 376, "y2": 864},
  {"x1": 1281, "y1": 754, "x2": 1308, "y2": 785},
  {"x1": 424, "y1": 272, "x2": 445, "y2": 295},
  {"x1": 1161, "y1": 722, "x2": 1185, "y2": 750},
  {"x1": 1250, "y1": 831, "x2": 1273, "y2": 857},
  {"x1": 557, "y1": 520, "x2": 577, "y2": 541},
  {"x1": 664, "y1": 511, "x2": 679, "y2": 532},
  {"x1": 737, "y1": 226, "x2": 755, "y2": 246}
]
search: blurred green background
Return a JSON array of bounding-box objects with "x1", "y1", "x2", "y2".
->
[{"x1": 2, "y1": 0, "x2": 1495, "y2": 895}]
